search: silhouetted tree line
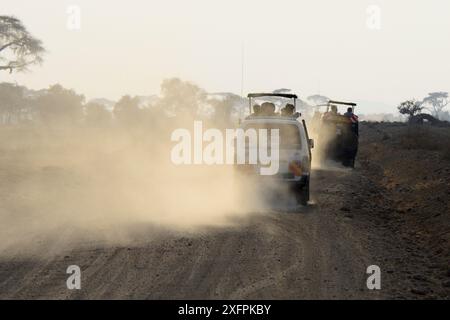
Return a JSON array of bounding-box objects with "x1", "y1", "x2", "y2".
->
[{"x1": 0, "y1": 78, "x2": 245, "y2": 128}]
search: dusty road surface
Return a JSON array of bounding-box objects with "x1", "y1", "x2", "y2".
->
[
  {"x1": 0, "y1": 168, "x2": 382, "y2": 299},
  {"x1": 0, "y1": 123, "x2": 449, "y2": 299}
]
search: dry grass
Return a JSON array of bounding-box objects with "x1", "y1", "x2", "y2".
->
[{"x1": 398, "y1": 125, "x2": 450, "y2": 155}]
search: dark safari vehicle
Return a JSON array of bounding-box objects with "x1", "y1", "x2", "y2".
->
[{"x1": 314, "y1": 100, "x2": 359, "y2": 168}]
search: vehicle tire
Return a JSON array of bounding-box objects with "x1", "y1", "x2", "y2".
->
[
  {"x1": 350, "y1": 157, "x2": 355, "y2": 168},
  {"x1": 342, "y1": 155, "x2": 353, "y2": 167},
  {"x1": 295, "y1": 180, "x2": 310, "y2": 206}
]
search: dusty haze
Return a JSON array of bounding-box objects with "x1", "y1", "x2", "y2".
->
[{"x1": 0, "y1": 120, "x2": 270, "y2": 257}]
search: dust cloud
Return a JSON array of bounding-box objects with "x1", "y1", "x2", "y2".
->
[{"x1": 0, "y1": 120, "x2": 264, "y2": 256}]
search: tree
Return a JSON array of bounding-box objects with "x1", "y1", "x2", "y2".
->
[
  {"x1": 85, "y1": 101, "x2": 112, "y2": 126},
  {"x1": 113, "y1": 95, "x2": 141, "y2": 125},
  {"x1": 0, "y1": 16, "x2": 45, "y2": 73},
  {"x1": 35, "y1": 84, "x2": 84, "y2": 125},
  {"x1": 208, "y1": 93, "x2": 243, "y2": 127},
  {"x1": 397, "y1": 99, "x2": 423, "y2": 118},
  {"x1": 273, "y1": 88, "x2": 292, "y2": 94},
  {"x1": 295, "y1": 98, "x2": 313, "y2": 116},
  {"x1": 307, "y1": 94, "x2": 329, "y2": 106},
  {"x1": 159, "y1": 78, "x2": 207, "y2": 117},
  {"x1": 421, "y1": 92, "x2": 448, "y2": 118},
  {"x1": 0, "y1": 82, "x2": 29, "y2": 124}
]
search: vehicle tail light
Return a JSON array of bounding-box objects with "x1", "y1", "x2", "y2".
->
[{"x1": 288, "y1": 160, "x2": 303, "y2": 176}]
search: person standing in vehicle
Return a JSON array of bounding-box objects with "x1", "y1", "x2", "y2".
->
[{"x1": 344, "y1": 107, "x2": 359, "y2": 136}]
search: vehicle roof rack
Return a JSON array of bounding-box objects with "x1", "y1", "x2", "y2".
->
[
  {"x1": 247, "y1": 93, "x2": 298, "y2": 99},
  {"x1": 247, "y1": 92, "x2": 298, "y2": 115},
  {"x1": 328, "y1": 100, "x2": 357, "y2": 106},
  {"x1": 245, "y1": 114, "x2": 301, "y2": 120},
  {"x1": 314, "y1": 99, "x2": 357, "y2": 112}
]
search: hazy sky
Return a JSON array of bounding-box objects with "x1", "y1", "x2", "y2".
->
[{"x1": 2, "y1": 0, "x2": 450, "y2": 112}]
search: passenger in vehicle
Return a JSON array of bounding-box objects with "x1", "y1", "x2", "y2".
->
[
  {"x1": 330, "y1": 105, "x2": 338, "y2": 115},
  {"x1": 282, "y1": 103, "x2": 295, "y2": 116},
  {"x1": 261, "y1": 102, "x2": 276, "y2": 116},
  {"x1": 245, "y1": 104, "x2": 261, "y2": 119},
  {"x1": 344, "y1": 107, "x2": 354, "y2": 118},
  {"x1": 322, "y1": 105, "x2": 339, "y2": 121},
  {"x1": 344, "y1": 107, "x2": 359, "y2": 135},
  {"x1": 252, "y1": 104, "x2": 261, "y2": 116}
]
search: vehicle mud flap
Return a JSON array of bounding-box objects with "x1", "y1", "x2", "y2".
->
[{"x1": 294, "y1": 177, "x2": 310, "y2": 206}]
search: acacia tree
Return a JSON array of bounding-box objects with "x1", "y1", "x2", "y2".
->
[
  {"x1": 0, "y1": 16, "x2": 45, "y2": 73},
  {"x1": 397, "y1": 99, "x2": 423, "y2": 118},
  {"x1": 421, "y1": 92, "x2": 448, "y2": 118}
]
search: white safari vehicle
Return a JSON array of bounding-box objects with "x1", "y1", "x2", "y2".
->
[{"x1": 237, "y1": 93, "x2": 314, "y2": 205}]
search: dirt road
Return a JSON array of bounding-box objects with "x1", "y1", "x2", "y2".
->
[
  {"x1": 0, "y1": 123, "x2": 449, "y2": 299},
  {"x1": 0, "y1": 166, "x2": 384, "y2": 300}
]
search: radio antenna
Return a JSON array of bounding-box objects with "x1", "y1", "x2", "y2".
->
[
  {"x1": 240, "y1": 43, "x2": 245, "y2": 97},
  {"x1": 239, "y1": 43, "x2": 245, "y2": 119}
]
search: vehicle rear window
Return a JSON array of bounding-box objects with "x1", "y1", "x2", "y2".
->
[{"x1": 243, "y1": 123, "x2": 301, "y2": 148}]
